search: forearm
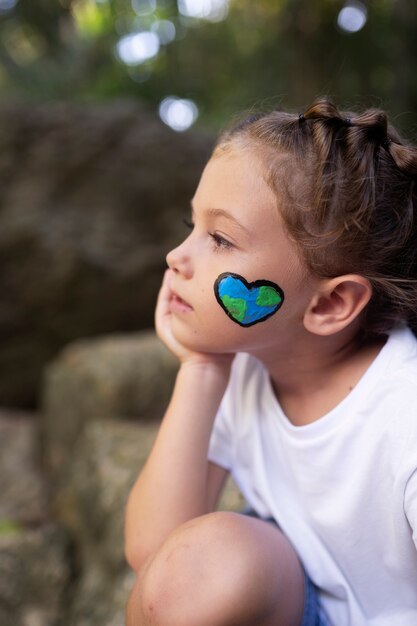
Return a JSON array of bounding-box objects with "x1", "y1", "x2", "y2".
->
[{"x1": 124, "y1": 360, "x2": 230, "y2": 571}]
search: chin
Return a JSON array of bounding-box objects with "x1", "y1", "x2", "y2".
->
[
  {"x1": 179, "y1": 336, "x2": 230, "y2": 355},
  {"x1": 184, "y1": 337, "x2": 247, "y2": 357},
  {"x1": 171, "y1": 312, "x2": 262, "y2": 354},
  {"x1": 172, "y1": 325, "x2": 233, "y2": 355}
]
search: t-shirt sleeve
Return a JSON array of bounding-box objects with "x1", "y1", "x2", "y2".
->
[
  {"x1": 207, "y1": 400, "x2": 233, "y2": 470},
  {"x1": 404, "y1": 468, "x2": 417, "y2": 551}
]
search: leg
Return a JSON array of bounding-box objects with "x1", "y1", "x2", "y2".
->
[{"x1": 126, "y1": 511, "x2": 305, "y2": 626}]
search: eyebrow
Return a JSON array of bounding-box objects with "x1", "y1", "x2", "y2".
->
[{"x1": 190, "y1": 201, "x2": 251, "y2": 235}]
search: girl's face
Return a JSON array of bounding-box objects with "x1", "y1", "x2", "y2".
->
[{"x1": 166, "y1": 148, "x2": 316, "y2": 357}]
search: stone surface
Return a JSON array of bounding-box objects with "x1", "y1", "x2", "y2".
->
[
  {"x1": 55, "y1": 417, "x2": 243, "y2": 568},
  {"x1": 55, "y1": 417, "x2": 244, "y2": 625},
  {"x1": 57, "y1": 418, "x2": 158, "y2": 572},
  {"x1": 0, "y1": 410, "x2": 49, "y2": 525},
  {"x1": 41, "y1": 330, "x2": 179, "y2": 478},
  {"x1": 0, "y1": 410, "x2": 70, "y2": 625},
  {"x1": 0, "y1": 523, "x2": 71, "y2": 626},
  {"x1": 0, "y1": 100, "x2": 213, "y2": 407},
  {"x1": 217, "y1": 473, "x2": 246, "y2": 513},
  {"x1": 66, "y1": 565, "x2": 135, "y2": 626}
]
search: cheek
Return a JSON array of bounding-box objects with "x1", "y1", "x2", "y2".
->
[{"x1": 213, "y1": 272, "x2": 285, "y2": 328}]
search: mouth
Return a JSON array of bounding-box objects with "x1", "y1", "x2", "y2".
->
[{"x1": 170, "y1": 291, "x2": 193, "y2": 313}]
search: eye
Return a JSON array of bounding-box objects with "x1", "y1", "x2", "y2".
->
[{"x1": 209, "y1": 231, "x2": 233, "y2": 251}]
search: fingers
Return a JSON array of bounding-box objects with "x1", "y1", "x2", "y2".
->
[
  {"x1": 155, "y1": 269, "x2": 175, "y2": 340},
  {"x1": 156, "y1": 269, "x2": 173, "y2": 314}
]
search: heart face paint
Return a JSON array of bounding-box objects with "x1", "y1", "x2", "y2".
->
[{"x1": 214, "y1": 272, "x2": 284, "y2": 327}]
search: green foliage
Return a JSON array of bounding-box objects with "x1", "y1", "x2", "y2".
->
[
  {"x1": 0, "y1": 519, "x2": 23, "y2": 535},
  {"x1": 0, "y1": 0, "x2": 416, "y2": 134}
]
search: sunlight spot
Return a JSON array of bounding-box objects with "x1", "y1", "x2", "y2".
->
[
  {"x1": 150, "y1": 20, "x2": 176, "y2": 44},
  {"x1": 159, "y1": 97, "x2": 199, "y2": 132},
  {"x1": 177, "y1": 0, "x2": 228, "y2": 22},
  {"x1": 131, "y1": 0, "x2": 156, "y2": 16},
  {"x1": 116, "y1": 31, "x2": 160, "y2": 65},
  {"x1": 337, "y1": 1, "x2": 367, "y2": 33},
  {"x1": 0, "y1": 0, "x2": 18, "y2": 11}
]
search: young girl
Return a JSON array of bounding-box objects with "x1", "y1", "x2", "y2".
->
[{"x1": 124, "y1": 98, "x2": 417, "y2": 626}]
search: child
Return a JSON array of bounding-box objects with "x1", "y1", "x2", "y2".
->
[{"x1": 124, "y1": 98, "x2": 417, "y2": 626}]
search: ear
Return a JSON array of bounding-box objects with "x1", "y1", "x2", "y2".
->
[{"x1": 303, "y1": 275, "x2": 372, "y2": 336}]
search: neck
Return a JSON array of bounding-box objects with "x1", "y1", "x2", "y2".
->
[{"x1": 251, "y1": 325, "x2": 386, "y2": 426}]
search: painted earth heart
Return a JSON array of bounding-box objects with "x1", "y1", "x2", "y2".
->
[{"x1": 214, "y1": 273, "x2": 284, "y2": 327}]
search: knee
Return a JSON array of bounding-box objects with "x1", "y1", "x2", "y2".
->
[
  {"x1": 138, "y1": 511, "x2": 258, "y2": 626},
  {"x1": 126, "y1": 571, "x2": 146, "y2": 626}
]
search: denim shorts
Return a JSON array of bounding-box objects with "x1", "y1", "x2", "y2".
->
[
  {"x1": 301, "y1": 570, "x2": 331, "y2": 626},
  {"x1": 241, "y1": 508, "x2": 331, "y2": 626}
]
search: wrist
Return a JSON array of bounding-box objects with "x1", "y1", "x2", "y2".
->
[
  {"x1": 180, "y1": 354, "x2": 233, "y2": 374},
  {"x1": 177, "y1": 356, "x2": 233, "y2": 389}
]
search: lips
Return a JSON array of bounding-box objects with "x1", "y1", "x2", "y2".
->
[{"x1": 170, "y1": 290, "x2": 193, "y2": 312}]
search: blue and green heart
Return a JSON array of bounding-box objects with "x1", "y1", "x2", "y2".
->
[{"x1": 214, "y1": 272, "x2": 284, "y2": 327}]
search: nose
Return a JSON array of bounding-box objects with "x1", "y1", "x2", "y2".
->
[{"x1": 166, "y1": 237, "x2": 193, "y2": 278}]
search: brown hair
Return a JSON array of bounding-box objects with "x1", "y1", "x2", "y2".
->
[{"x1": 212, "y1": 98, "x2": 417, "y2": 338}]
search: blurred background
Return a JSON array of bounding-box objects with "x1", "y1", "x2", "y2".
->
[
  {"x1": 1, "y1": 0, "x2": 417, "y2": 129},
  {"x1": 1, "y1": 2, "x2": 416, "y2": 625}
]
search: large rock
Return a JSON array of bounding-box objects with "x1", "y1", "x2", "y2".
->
[
  {"x1": 0, "y1": 410, "x2": 49, "y2": 525},
  {"x1": 0, "y1": 100, "x2": 213, "y2": 407},
  {"x1": 0, "y1": 410, "x2": 71, "y2": 625},
  {"x1": 57, "y1": 418, "x2": 244, "y2": 566},
  {"x1": 55, "y1": 419, "x2": 158, "y2": 572},
  {"x1": 42, "y1": 330, "x2": 179, "y2": 477},
  {"x1": 58, "y1": 419, "x2": 152, "y2": 626},
  {"x1": 0, "y1": 522, "x2": 70, "y2": 626},
  {"x1": 67, "y1": 565, "x2": 136, "y2": 626}
]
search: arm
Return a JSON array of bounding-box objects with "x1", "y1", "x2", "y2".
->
[{"x1": 124, "y1": 270, "x2": 233, "y2": 572}]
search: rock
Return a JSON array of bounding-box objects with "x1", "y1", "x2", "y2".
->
[
  {"x1": 41, "y1": 330, "x2": 179, "y2": 477},
  {"x1": 56, "y1": 419, "x2": 158, "y2": 573},
  {"x1": 54, "y1": 417, "x2": 244, "y2": 625},
  {"x1": 0, "y1": 100, "x2": 213, "y2": 407},
  {"x1": 53, "y1": 418, "x2": 158, "y2": 625},
  {"x1": 55, "y1": 418, "x2": 244, "y2": 565},
  {"x1": 217, "y1": 473, "x2": 246, "y2": 513},
  {"x1": 66, "y1": 565, "x2": 136, "y2": 626},
  {"x1": 0, "y1": 523, "x2": 71, "y2": 626},
  {"x1": 0, "y1": 410, "x2": 49, "y2": 525},
  {"x1": 0, "y1": 410, "x2": 71, "y2": 624}
]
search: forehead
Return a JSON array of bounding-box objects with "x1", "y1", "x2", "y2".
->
[
  {"x1": 194, "y1": 147, "x2": 308, "y2": 277},
  {"x1": 194, "y1": 148, "x2": 280, "y2": 220}
]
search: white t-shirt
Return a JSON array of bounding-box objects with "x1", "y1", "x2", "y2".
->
[{"x1": 208, "y1": 324, "x2": 417, "y2": 626}]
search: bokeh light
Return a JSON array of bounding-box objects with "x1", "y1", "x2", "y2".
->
[
  {"x1": 131, "y1": 0, "x2": 156, "y2": 16},
  {"x1": 0, "y1": 0, "x2": 18, "y2": 11},
  {"x1": 150, "y1": 20, "x2": 176, "y2": 44},
  {"x1": 337, "y1": 1, "x2": 367, "y2": 33},
  {"x1": 159, "y1": 97, "x2": 199, "y2": 131},
  {"x1": 177, "y1": 0, "x2": 228, "y2": 22},
  {"x1": 116, "y1": 31, "x2": 160, "y2": 65}
]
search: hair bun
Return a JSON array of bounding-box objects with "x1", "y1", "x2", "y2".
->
[{"x1": 388, "y1": 141, "x2": 417, "y2": 178}]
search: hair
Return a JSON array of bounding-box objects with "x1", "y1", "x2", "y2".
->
[{"x1": 211, "y1": 98, "x2": 417, "y2": 338}]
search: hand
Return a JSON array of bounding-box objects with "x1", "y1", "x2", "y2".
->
[{"x1": 155, "y1": 269, "x2": 234, "y2": 369}]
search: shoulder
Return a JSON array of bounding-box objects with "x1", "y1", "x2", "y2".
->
[
  {"x1": 378, "y1": 325, "x2": 417, "y2": 401},
  {"x1": 372, "y1": 326, "x2": 417, "y2": 473}
]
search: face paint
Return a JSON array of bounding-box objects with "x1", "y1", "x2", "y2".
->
[{"x1": 214, "y1": 272, "x2": 284, "y2": 327}]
